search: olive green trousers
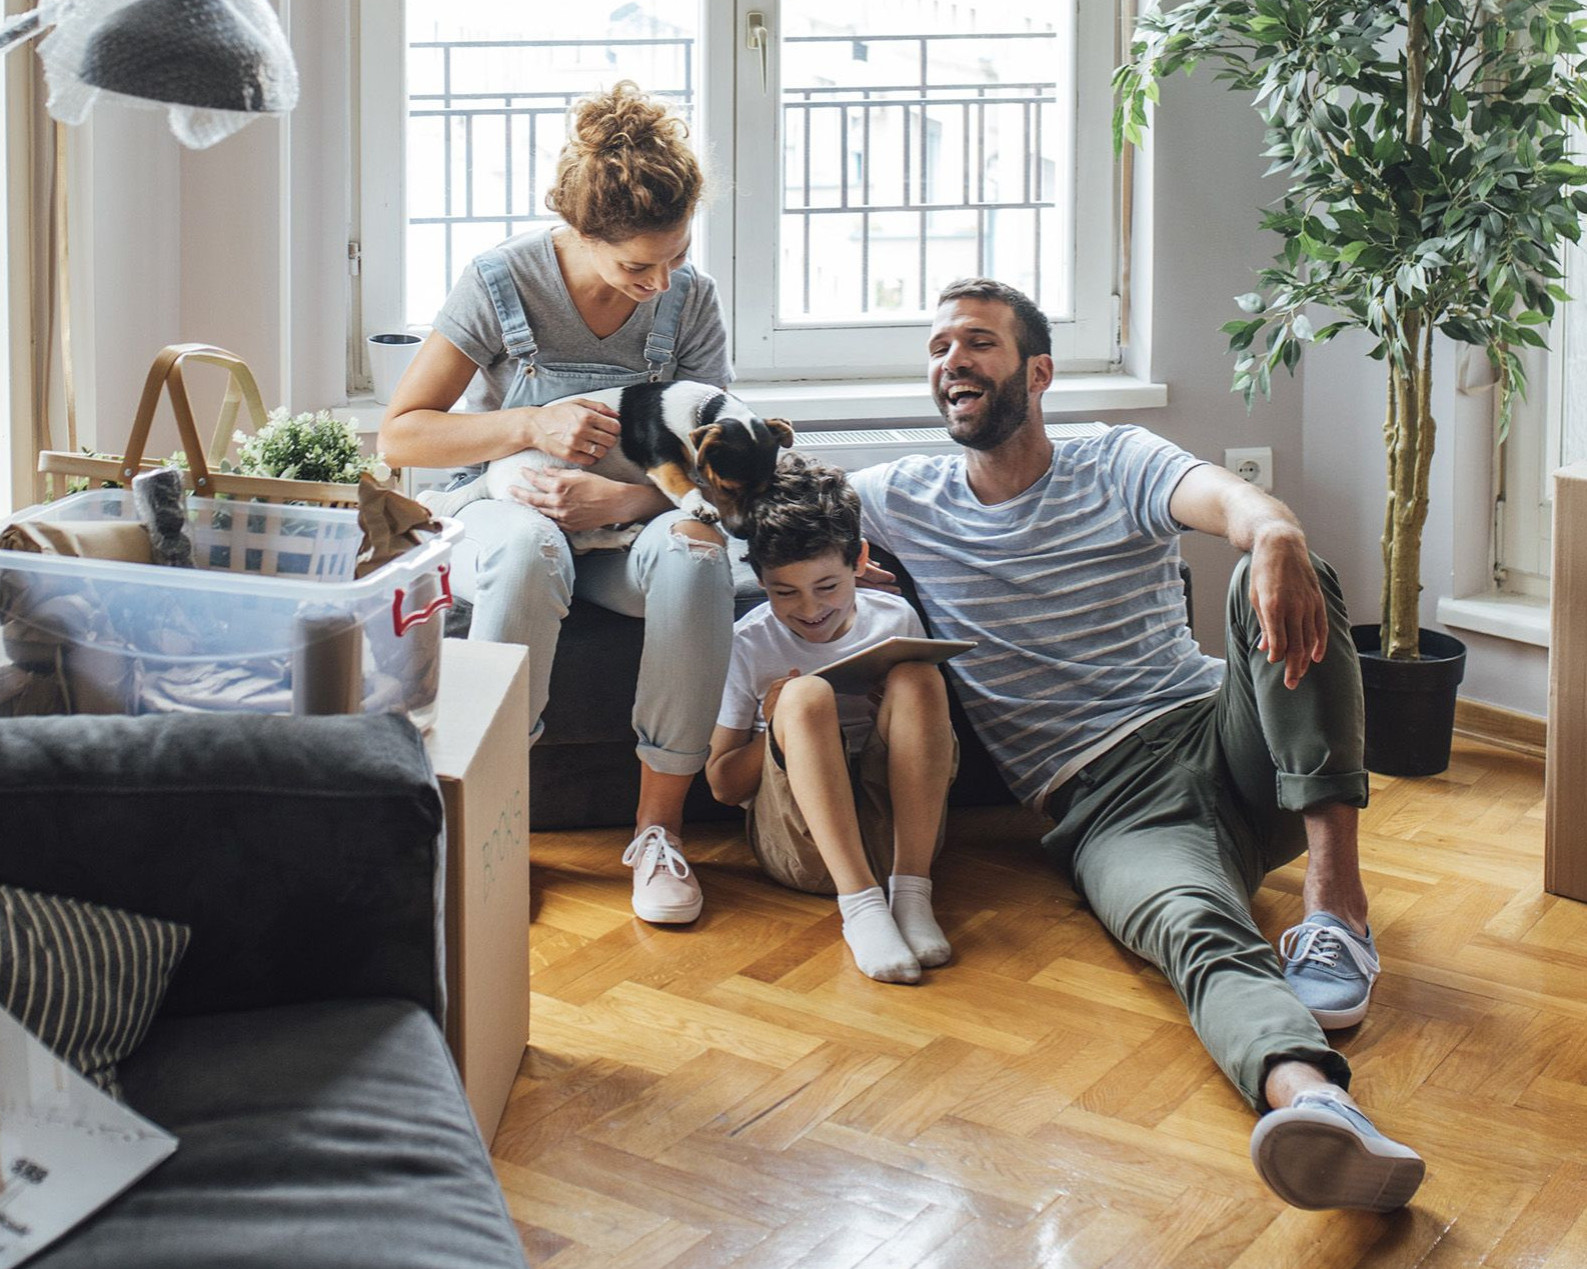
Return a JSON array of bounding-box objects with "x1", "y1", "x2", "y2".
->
[{"x1": 1042, "y1": 554, "x2": 1364, "y2": 1109}]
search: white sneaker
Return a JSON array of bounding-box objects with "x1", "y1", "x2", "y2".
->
[
  {"x1": 1250, "y1": 1088, "x2": 1425, "y2": 1211},
  {"x1": 621, "y1": 826, "x2": 703, "y2": 924}
]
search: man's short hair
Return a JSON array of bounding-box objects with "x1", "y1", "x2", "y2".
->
[
  {"x1": 937, "y1": 278, "x2": 1052, "y2": 361},
  {"x1": 742, "y1": 452, "x2": 863, "y2": 577}
]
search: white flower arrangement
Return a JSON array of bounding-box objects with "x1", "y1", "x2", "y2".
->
[{"x1": 227, "y1": 409, "x2": 390, "y2": 485}]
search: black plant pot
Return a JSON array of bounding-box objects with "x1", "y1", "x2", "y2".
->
[{"x1": 1351, "y1": 625, "x2": 1468, "y2": 777}]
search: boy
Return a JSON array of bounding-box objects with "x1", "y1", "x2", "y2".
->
[{"x1": 706, "y1": 454, "x2": 959, "y2": 983}]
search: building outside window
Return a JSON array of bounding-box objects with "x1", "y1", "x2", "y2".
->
[{"x1": 362, "y1": 0, "x2": 1115, "y2": 382}]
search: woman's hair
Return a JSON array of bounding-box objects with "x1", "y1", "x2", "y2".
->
[
  {"x1": 742, "y1": 452, "x2": 864, "y2": 577},
  {"x1": 546, "y1": 81, "x2": 703, "y2": 243}
]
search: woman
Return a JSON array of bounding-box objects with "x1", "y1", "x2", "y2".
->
[{"x1": 380, "y1": 81, "x2": 733, "y2": 927}]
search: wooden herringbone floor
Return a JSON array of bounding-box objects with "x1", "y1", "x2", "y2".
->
[{"x1": 498, "y1": 737, "x2": 1587, "y2": 1268}]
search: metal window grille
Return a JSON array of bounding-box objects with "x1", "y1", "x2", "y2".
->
[{"x1": 403, "y1": 26, "x2": 1061, "y2": 327}]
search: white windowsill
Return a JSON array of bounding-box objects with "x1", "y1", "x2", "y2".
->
[
  {"x1": 342, "y1": 399, "x2": 389, "y2": 432},
  {"x1": 1436, "y1": 593, "x2": 1550, "y2": 649},
  {"x1": 730, "y1": 372, "x2": 1166, "y2": 423},
  {"x1": 336, "y1": 372, "x2": 1168, "y2": 433}
]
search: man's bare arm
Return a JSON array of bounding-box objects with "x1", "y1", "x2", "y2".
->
[{"x1": 1169, "y1": 463, "x2": 1328, "y2": 689}]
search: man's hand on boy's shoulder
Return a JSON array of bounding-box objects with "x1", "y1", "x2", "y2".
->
[
  {"x1": 855, "y1": 560, "x2": 900, "y2": 594},
  {"x1": 762, "y1": 670, "x2": 799, "y2": 726}
]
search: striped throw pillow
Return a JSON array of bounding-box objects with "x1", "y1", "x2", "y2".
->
[{"x1": 0, "y1": 884, "x2": 190, "y2": 1099}]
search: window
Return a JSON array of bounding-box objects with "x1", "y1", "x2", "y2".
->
[
  {"x1": 359, "y1": 1, "x2": 1117, "y2": 383},
  {"x1": 1494, "y1": 231, "x2": 1587, "y2": 600}
]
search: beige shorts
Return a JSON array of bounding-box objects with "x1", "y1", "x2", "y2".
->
[{"x1": 746, "y1": 726, "x2": 959, "y2": 895}]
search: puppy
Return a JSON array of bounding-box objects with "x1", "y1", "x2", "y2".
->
[{"x1": 482, "y1": 381, "x2": 794, "y2": 551}]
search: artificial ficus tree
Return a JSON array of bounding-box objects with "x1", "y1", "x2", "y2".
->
[{"x1": 1116, "y1": 0, "x2": 1587, "y2": 659}]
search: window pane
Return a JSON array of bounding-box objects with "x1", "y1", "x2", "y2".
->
[
  {"x1": 402, "y1": 1, "x2": 700, "y2": 328},
  {"x1": 776, "y1": 1, "x2": 1072, "y2": 326}
]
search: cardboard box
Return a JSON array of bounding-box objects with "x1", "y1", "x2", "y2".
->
[
  {"x1": 1547, "y1": 462, "x2": 1587, "y2": 902},
  {"x1": 424, "y1": 639, "x2": 531, "y2": 1141}
]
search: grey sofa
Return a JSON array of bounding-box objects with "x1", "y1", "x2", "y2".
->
[{"x1": 0, "y1": 712, "x2": 527, "y2": 1269}]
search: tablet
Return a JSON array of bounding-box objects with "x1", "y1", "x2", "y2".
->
[{"x1": 811, "y1": 636, "x2": 976, "y2": 694}]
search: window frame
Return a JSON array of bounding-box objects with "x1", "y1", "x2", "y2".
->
[
  {"x1": 728, "y1": 0, "x2": 1116, "y2": 379},
  {"x1": 357, "y1": 1, "x2": 1120, "y2": 388}
]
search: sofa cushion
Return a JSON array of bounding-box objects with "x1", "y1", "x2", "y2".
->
[
  {"x1": 0, "y1": 713, "x2": 445, "y2": 1022},
  {"x1": 0, "y1": 884, "x2": 189, "y2": 1098},
  {"x1": 31, "y1": 999, "x2": 526, "y2": 1269}
]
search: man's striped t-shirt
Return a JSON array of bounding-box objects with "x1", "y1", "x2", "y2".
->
[{"x1": 849, "y1": 424, "x2": 1225, "y2": 809}]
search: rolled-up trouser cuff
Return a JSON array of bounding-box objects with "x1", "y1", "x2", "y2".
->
[
  {"x1": 1249, "y1": 1040, "x2": 1354, "y2": 1112},
  {"x1": 1275, "y1": 769, "x2": 1369, "y2": 813},
  {"x1": 635, "y1": 741, "x2": 708, "y2": 777}
]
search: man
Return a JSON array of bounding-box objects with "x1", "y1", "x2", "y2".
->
[{"x1": 847, "y1": 278, "x2": 1424, "y2": 1211}]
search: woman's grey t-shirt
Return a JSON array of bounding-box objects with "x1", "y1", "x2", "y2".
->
[{"x1": 430, "y1": 227, "x2": 734, "y2": 412}]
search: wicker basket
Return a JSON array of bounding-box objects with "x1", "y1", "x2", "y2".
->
[{"x1": 37, "y1": 343, "x2": 385, "y2": 509}]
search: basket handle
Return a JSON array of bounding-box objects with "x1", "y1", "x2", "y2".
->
[
  {"x1": 391, "y1": 564, "x2": 453, "y2": 637},
  {"x1": 121, "y1": 344, "x2": 271, "y2": 495}
]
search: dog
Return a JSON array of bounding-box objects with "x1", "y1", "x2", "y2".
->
[{"x1": 440, "y1": 381, "x2": 792, "y2": 552}]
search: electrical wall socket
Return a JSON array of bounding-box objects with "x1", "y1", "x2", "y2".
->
[{"x1": 1224, "y1": 446, "x2": 1273, "y2": 492}]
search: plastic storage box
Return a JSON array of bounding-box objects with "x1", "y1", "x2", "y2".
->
[{"x1": 0, "y1": 490, "x2": 459, "y2": 729}]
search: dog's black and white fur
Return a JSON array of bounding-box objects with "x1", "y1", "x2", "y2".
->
[{"x1": 456, "y1": 381, "x2": 793, "y2": 552}]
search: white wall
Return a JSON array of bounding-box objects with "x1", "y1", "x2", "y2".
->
[
  {"x1": 72, "y1": 18, "x2": 1549, "y2": 716},
  {"x1": 80, "y1": 1, "x2": 350, "y2": 463}
]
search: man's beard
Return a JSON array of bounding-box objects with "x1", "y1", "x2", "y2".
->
[{"x1": 938, "y1": 362, "x2": 1030, "y2": 451}]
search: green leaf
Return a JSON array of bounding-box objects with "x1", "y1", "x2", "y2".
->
[{"x1": 1235, "y1": 292, "x2": 1266, "y2": 312}]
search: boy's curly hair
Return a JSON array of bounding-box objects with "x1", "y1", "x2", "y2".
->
[{"x1": 742, "y1": 452, "x2": 863, "y2": 577}]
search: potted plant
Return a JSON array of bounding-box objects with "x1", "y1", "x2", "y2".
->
[{"x1": 1115, "y1": 0, "x2": 1587, "y2": 774}]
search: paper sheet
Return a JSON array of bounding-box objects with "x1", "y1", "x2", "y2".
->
[{"x1": 0, "y1": 1009, "x2": 176, "y2": 1268}]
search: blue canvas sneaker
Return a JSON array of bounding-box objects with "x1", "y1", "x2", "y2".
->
[
  {"x1": 1280, "y1": 911, "x2": 1380, "y2": 1029},
  {"x1": 1250, "y1": 1088, "x2": 1425, "y2": 1211}
]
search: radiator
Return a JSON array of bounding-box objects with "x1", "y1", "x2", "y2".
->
[{"x1": 793, "y1": 421, "x2": 1106, "y2": 471}]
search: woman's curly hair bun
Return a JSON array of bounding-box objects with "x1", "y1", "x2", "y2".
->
[{"x1": 548, "y1": 80, "x2": 703, "y2": 242}]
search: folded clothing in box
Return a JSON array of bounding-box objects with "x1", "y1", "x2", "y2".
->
[{"x1": 0, "y1": 490, "x2": 459, "y2": 726}]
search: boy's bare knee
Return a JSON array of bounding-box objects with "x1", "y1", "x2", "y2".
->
[
  {"x1": 885, "y1": 660, "x2": 947, "y2": 700},
  {"x1": 780, "y1": 674, "x2": 838, "y2": 714}
]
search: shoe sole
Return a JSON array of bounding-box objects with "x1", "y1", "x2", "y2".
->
[
  {"x1": 632, "y1": 895, "x2": 704, "y2": 924},
  {"x1": 1309, "y1": 987, "x2": 1373, "y2": 1030},
  {"x1": 1250, "y1": 1107, "x2": 1426, "y2": 1211}
]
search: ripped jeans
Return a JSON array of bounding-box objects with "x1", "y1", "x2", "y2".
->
[{"x1": 449, "y1": 501, "x2": 735, "y2": 775}]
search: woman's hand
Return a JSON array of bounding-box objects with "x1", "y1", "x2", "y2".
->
[
  {"x1": 508, "y1": 469, "x2": 666, "y2": 531},
  {"x1": 761, "y1": 670, "x2": 799, "y2": 727},
  {"x1": 524, "y1": 398, "x2": 622, "y2": 467}
]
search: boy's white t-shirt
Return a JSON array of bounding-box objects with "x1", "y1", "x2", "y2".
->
[{"x1": 717, "y1": 589, "x2": 926, "y2": 745}]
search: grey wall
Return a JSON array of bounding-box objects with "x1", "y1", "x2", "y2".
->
[{"x1": 1057, "y1": 70, "x2": 1306, "y2": 660}]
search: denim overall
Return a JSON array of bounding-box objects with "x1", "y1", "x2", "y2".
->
[
  {"x1": 443, "y1": 247, "x2": 695, "y2": 489},
  {"x1": 450, "y1": 246, "x2": 735, "y2": 775}
]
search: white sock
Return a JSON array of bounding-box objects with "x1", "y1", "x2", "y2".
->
[
  {"x1": 417, "y1": 475, "x2": 487, "y2": 518},
  {"x1": 836, "y1": 887, "x2": 920, "y2": 984},
  {"x1": 889, "y1": 874, "x2": 951, "y2": 967}
]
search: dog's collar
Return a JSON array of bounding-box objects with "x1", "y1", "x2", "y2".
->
[{"x1": 691, "y1": 386, "x2": 729, "y2": 430}]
